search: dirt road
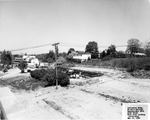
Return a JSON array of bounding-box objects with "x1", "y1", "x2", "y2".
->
[
  {"x1": 0, "y1": 68, "x2": 30, "y2": 81},
  {"x1": 1, "y1": 67, "x2": 150, "y2": 120}
]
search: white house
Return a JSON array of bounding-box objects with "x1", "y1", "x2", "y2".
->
[
  {"x1": 73, "y1": 51, "x2": 91, "y2": 62},
  {"x1": 134, "y1": 53, "x2": 146, "y2": 56},
  {"x1": 23, "y1": 55, "x2": 40, "y2": 67}
]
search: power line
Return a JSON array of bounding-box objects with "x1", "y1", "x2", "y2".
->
[
  {"x1": 60, "y1": 43, "x2": 127, "y2": 48},
  {"x1": 60, "y1": 44, "x2": 85, "y2": 48},
  {"x1": 115, "y1": 45, "x2": 127, "y2": 47},
  {"x1": 10, "y1": 43, "x2": 53, "y2": 52},
  {"x1": 8, "y1": 41, "x2": 127, "y2": 52},
  {"x1": 60, "y1": 42, "x2": 127, "y2": 48},
  {"x1": 60, "y1": 42, "x2": 84, "y2": 46},
  {"x1": 60, "y1": 42, "x2": 85, "y2": 47},
  {"x1": 98, "y1": 45, "x2": 127, "y2": 48}
]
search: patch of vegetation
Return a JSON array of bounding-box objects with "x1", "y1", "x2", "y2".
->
[
  {"x1": 0, "y1": 68, "x2": 69, "y2": 91},
  {"x1": 110, "y1": 57, "x2": 150, "y2": 72},
  {"x1": 81, "y1": 57, "x2": 150, "y2": 72},
  {"x1": 0, "y1": 78, "x2": 47, "y2": 91},
  {"x1": 30, "y1": 69, "x2": 47, "y2": 80},
  {"x1": 31, "y1": 68, "x2": 70, "y2": 87},
  {"x1": 0, "y1": 50, "x2": 13, "y2": 68}
]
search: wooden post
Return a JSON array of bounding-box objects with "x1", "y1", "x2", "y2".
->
[{"x1": 52, "y1": 43, "x2": 59, "y2": 89}]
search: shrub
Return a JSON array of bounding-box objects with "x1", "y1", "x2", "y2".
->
[
  {"x1": 126, "y1": 58, "x2": 137, "y2": 72},
  {"x1": 42, "y1": 69, "x2": 70, "y2": 87},
  {"x1": 110, "y1": 57, "x2": 150, "y2": 72},
  {"x1": 41, "y1": 69, "x2": 56, "y2": 86},
  {"x1": 58, "y1": 72, "x2": 70, "y2": 87},
  {"x1": 30, "y1": 69, "x2": 47, "y2": 80},
  {"x1": 42, "y1": 73, "x2": 56, "y2": 86},
  {"x1": 31, "y1": 68, "x2": 70, "y2": 87}
]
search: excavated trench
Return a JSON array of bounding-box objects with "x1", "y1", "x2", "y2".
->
[
  {"x1": 80, "y1": 89, "x2": 140, "y2": 103},
  {"x1": 59, "y1": 67, "x2": 103, "y2": 78}
]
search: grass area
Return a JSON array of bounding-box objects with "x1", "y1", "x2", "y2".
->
[
  {"x1": 81, "y1": 57, "x2": 150, "y2": 72},
  {"x1": 0, "y1": 78, "x2": 47, "y2": 91}
]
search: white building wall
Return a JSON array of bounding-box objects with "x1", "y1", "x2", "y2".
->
[{"x1": 73, "y1": 54, "x2": 91, "y2": 61}]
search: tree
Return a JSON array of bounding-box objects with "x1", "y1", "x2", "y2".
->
[
  {"x1": 106, "y1": 49, "x2": 110, "y2": 56},
  {"x1": 1, "y1": 50, "x2": 12, "y2": 68},
  {"x1": 108, "y1": 44, "x2": 116, "y2": 54},
  {"x1": 47, "y1": 57, "x2": 54, "y2": 63},
  {"x1": 35, "y1": 50, "x2": 56, "y2": 63},
  {"x1": 46, "y1": 50, "x2": 55, "y2": 63},
  {"x1": 1, "y1": 50, "x2": 6, "y2": 66},
  {"x1": 100, "y1": 50, "x2": 106, "y2": 59},
  {"x1": 126, "y1": 39, "x2": 140, "y2": 54},
  {"x1": 85, "y1": 41, "x2": 99, "y2": 59},
  {"x1": 116, "y1": 51, "x2": 126, "y2": 58},
  {"x1": 18, "y1": 60, "x2": 28, "y2": 73},
  {"x1": 36, "y1": 53, "x2": 47, "y2": 62},
  {"x1": 108, "y1": 44, "x2": 116, "y2": 57},
  {"x1": 59, "y1": 52, "x2": 67, "y2": 58}
]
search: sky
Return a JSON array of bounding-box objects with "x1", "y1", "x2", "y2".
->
[{"x1": 1, "y1": 0, "x2": 150, "y2": 54}]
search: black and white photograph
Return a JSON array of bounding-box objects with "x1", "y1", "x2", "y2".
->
[{"x1": 0, "y1": 0, "x2": 150, "y2": 120}]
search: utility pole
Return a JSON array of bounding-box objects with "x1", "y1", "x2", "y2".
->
[{"x1": 52, "y1": 43, "x2": 59, "y2": 89}]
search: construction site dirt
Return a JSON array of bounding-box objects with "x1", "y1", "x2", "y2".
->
[{"x1": 0, "y1": 67, "x2": 150, "y2": 120}]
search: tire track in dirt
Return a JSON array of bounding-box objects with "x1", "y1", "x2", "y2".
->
[
  {"x1": 80, "y1": 89, "x2": 138, "y2": 103},
  {"x1": 42, "y1": 99, "x2": 81, "y2": 120}
]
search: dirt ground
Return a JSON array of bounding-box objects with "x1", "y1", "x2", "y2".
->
[
  {"x1": 0, "y1": 68, "x2": 30, "y2": 81},
  {"x1": 0, "y1": 67, "x2": 150, "y2": 120}
]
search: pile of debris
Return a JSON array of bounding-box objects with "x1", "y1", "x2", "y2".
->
[{"x1": 66, "y1": 69, "x2": 103, "y2": 79}]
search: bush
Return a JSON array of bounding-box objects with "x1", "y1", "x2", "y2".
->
[
  {"x1": 126, "y1": 58, "x2": 137, "y2": 72},
  {"x1": 42, "y1": 69, "x2": 70, "y2": 87},
  {"x1": 30, "y1": 69, "x2": 47, "y2": 80},
  {"x1": 42, "y1": 73, "x2": 56, "y2": 86},
  {"x1": 31, "y1": 68, "x2": 70, "y2": 87},
  {"x1": 58, "y1": 72, "x2": 70, "y2": 87}
]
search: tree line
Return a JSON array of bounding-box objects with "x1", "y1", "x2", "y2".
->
[
  {"x1": 67, "y1": 39, "x2": 150, "y2": 60},
  {"x1": 0, "y1": 38, "x2": 150, "y2": 69}
]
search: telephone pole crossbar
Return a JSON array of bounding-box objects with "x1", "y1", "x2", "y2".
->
[{"x1": 52, "y1": 43, "x2": 60, "y2": 89}]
